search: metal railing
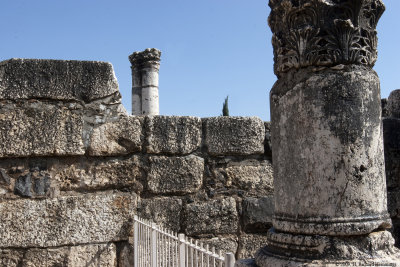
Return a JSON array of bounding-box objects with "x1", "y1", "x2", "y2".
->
[{"x1": 132, "y1": 215, "x2": 235, "y2": 267}]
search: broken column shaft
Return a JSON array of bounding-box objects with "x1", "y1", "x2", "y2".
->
[
  {"x1": 129, "y1": 48, "x2": 161, "y2": 115},
  {"x1": 254, "y1": 0, "x2": 400, "y2": 265}
]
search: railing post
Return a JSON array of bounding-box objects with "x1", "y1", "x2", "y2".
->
[
  {"x1": 179, "y1": 233, "x2": 186, "y2": 267},
  {"x1": 224, "y1": 253, "x2": 235, "y2": 267},
  {"x1": 133, "y1": 215, "x2": 139, "y2": 267},
  {"x1": 151, "y1": 222, "x2": 157, "y2": 267}
]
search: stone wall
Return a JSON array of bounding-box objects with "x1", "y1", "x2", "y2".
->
[
  {"x1": 0, "y1": 59, "x2": 273, "y2": 265},
  {"x1": 0, "y1": 59, "x2": 399, "y2": 266},
  {"x1": 383, "y1": 90, "x2": 400, "y2": 248}
]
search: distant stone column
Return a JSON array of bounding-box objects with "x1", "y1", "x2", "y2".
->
[
  {"x1": 253, "y1": 0, "x2": 400, "y2": 266},
  {"x1": 129, "y1": 48, "x2": 161, "y2": 115}
]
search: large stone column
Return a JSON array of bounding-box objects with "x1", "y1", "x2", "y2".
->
[
  {"x1": 129, "y1": 48, "x2": 161, "y2": 115},
  {"x1": 254, "y1": 0, "x2": 400, "y2": 265}
]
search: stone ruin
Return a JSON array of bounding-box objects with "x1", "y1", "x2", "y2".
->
[
  {"x1": 238, "y1": 0, "x2": 400, "y2": 265},
  {"x1": 0, "y1": 0, "x2": 399, "y2": 266},
  {"x1": 129, "y1": 48, "x2": 161, "y2": 116}
]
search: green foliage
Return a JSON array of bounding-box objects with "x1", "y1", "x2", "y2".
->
[{"x1": 222, "y1": 96, "x2": 229, "y2": 116}]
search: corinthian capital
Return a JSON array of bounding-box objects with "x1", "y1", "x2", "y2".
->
[
  {"x1": 268, "y1": 0, "x2": 385, "y2": 77},
  {"x1": 129, "y1": 48, "x2": 161, "y2": 69}
]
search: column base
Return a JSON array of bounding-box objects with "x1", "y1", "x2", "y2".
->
[
  {"x1": 273, "y1": 213, "x2": 392, "y2": 236},
  {"x1": 254, "y1": 228, "x2": 400, "y2": 267}
]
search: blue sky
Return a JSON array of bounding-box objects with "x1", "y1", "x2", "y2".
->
[{"x1": 1, "y1": 0, "x2": 399, "y2": 121}]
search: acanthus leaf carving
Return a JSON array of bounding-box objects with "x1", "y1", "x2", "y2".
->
[{"x1": 268, "y1": 0, "x2": 385, "y2": 77}]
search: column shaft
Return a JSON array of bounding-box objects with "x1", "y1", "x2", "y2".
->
[
  {"x1": 254, "y1": 0, "x2": 400, "y2": 265},
  {"x1": 129, "y1": 48, "x2": 161, "y2": 115}
]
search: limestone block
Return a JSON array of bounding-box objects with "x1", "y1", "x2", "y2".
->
[
  {"x1": 138, "y1": 197, "x2": 183, "y2": 232},
  {"x1": 22, "y1": 243, "x2": 116, "y2": 267},
  {"x1": 148, "y1": 155, "x2": 203, "y2": 194},
  {"x1": 199, "y1": 235, "x2": 238, "y2": 255},
  {"x1": 0, "y1": 249, "x2": 23, "y2": 267},
  {"x1": 55, "y1": 156, "x2": 144, "y2": 191},
  {"x1": 243, "y1": 196, "x2": 274, "y2": 232},
  {"x1": 184, "y1": 197, "x2": 238, "y2": 236},
  {"x1": 0, "y1": 104, "x2": 84, "y2": 157},
  {"x1": 222, "y1": 160, "x2": 274, "y2": 196},
  {"x1": 0, "y1": 192, "x2": 137, "y2": 247},
  {"x1": 237, "y1": 234, "x2": 268, "y2": 259},
  {"x1": 0, "y1": 59, "x2": 119, "y2": 102},
  {"x1": 88, "y1": 116, "x2": 143, "y2": 156},
  {"x1": 145, "y1": 116, "x2": 202, "y2": 154},
  {"x1": 204, "y1": 117, "x2": 265, "y2": 155}
]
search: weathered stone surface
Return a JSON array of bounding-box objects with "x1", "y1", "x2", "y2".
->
[
  {"x1": 0, "y1": 59, "x2": 119, "y2": 102},
  {"x1": 88, "y1": 116, "x2": 143, "y2": 156},
  {"x1": 237, "y1": 234, "x2": 268, "y2": 259},
  {"x1": 224, "y1": 160, "x2": 274, "y2": 196},
  {"x1": 199, "y1": 235, "x2": 238, "y2": 255},
  {"x1": 146, "y1": 116, "x2": 201, "y2": 154},
  {"x1": 270, "y1": 67, "x2": 390, "y2": 236},
  {"x1": 0, "y1": 249, "x2": 23, "y2": 267},
  {"x1": 257, "y1": 0, "x2": 399, "y2": 264},
  {"x1": 12, "y1": 169, "x2": 51, "y2": 198},
  {"x1": 0, "y1": 192, "x2": 137, "y2": 247},
  {"x1": 55, "y1": 156, "x2": 144, "y2": 191},
  {"x1": 14, "y1": 173, "x2": 32, "y2": 197},
  {"x1": 0, "y1": 103, "x2": 84, "y2": 157},
  {"x1": 268, "y1": 0, "x2": 384, "y2": 76},
  {"x1": 147, "y1": 155, "x2": 203, "y2": 194},
  {"x1": 138, "y1": 197, "x2": 182, "y2": 232},
  {"x1": 256, "y1": 230, "x2": 400, "y2": 266},
  {"x1": 387, "y1": 89, "x2": 400, "y2": 118},
  {"x1": 22, "y1": 243, "x2": 116, "y2": 267},
  {"x1": 204, "y1": 117, "x2": 264, "y2": 156},
  {"x1": 243, "y1": 196, "x2": 274, "y2": 232},
  {"x1": 184, "y1": 197, "x2": 238, "y2": 236}
]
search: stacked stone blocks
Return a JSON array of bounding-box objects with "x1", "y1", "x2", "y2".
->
[{"x1": 0, "y1": 58, "x2": 273, "y2": 265}]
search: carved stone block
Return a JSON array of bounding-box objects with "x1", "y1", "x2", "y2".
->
[{"x1": 268, "y1": 0, "x2": 385, "y2": 76}]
